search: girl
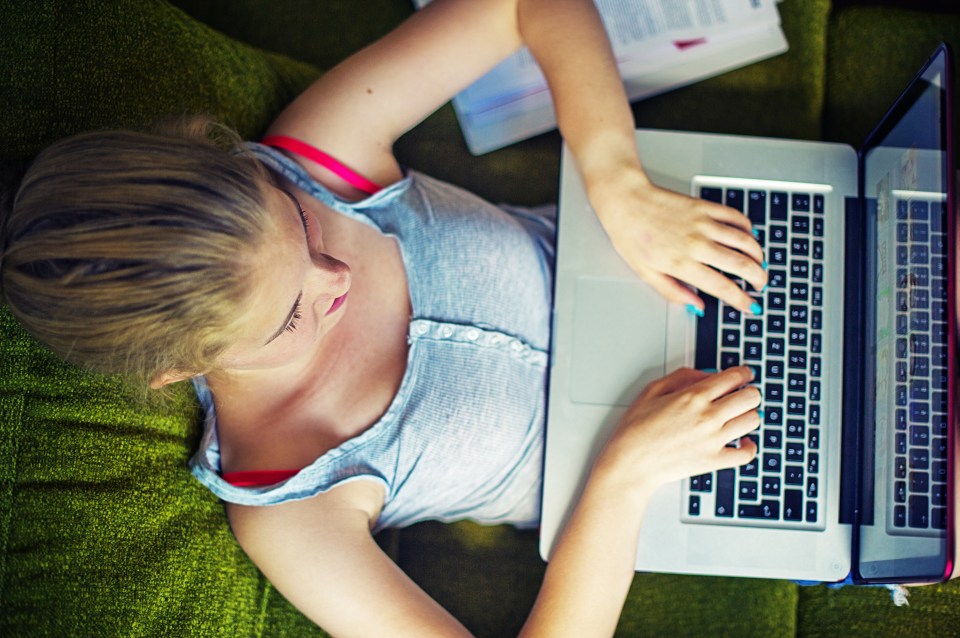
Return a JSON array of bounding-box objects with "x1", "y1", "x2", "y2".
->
[{"x1": 1, "y1": 0, "x2": 765, "y2": 634}]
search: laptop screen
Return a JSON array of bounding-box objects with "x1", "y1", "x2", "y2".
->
[{"x1": 858, "y1": 44, "x2": 953, "y2": 582}]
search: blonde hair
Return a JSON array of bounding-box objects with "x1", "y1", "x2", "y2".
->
[{"x1": 0, "y1": 117, "x2": 274, "y2": 387}]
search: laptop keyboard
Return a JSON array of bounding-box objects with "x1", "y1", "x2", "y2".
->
[
  {"x1": 890, "y1": 198, "x2": 949, "y2": 533},
  {"x1": 686, "y1": 179, "x2": 831, "y2": 530}
]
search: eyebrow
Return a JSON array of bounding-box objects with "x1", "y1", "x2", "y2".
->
[{"x1": 263, "y1": 190, "x2": 310, "y2": 345}]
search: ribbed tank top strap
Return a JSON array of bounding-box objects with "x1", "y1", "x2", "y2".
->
[{"x1": 244, "y1": 142, "x2": 392, "y2": 232}]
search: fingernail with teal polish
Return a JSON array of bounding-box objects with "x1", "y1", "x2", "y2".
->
[
  {"x1": 757, "y1": 409, "x2": 765, "y2": 420},
  {"x1": 761, "y1": 260, "x2": 768, "y2": 270},
  {"x1": 686, "y1": 304, "x2": 705, "y2": 318},
  {"x1": 750, "y1": 302, "x2": 763, "y2": 316},
  {"x1": 752, "y1": 229, "x2": 760, "y2": 239},
  {"x1": 701, "y1": 368, "x2": 718, "y2": 373}
]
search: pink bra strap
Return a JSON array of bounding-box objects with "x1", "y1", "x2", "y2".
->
[
  {"x1": 222, "y1": 469, "x2": 300, "y2": 487},
  {"x1": 261, "y1": 135, "x2": 382, "y2": 195}
]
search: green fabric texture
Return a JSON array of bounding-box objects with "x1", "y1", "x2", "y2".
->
[
  {"x1": 0, "y1": 0, "x2": 318, "y2": 159},
  {"x1": 0, "y1": 310, "x2": 292, "y2": 636},
  {"x1": 3, "y1": 0, "x2": 960, "y2": 636}
]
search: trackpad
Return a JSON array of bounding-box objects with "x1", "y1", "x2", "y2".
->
[{"x1": 570, "y1": 277, "x2": 668, "y2": 406}]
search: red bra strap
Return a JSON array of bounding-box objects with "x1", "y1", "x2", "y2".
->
[
  {"x1": 222, "y1": 469, "x2": 300, "y2": 487},
  {"x1": 261, "y1": 135, "x2": 382, "y2": 195}
]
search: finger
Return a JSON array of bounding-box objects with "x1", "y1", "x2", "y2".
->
[
  {"x1": 710, "y1": 384, "x2": 763, "y2": 423},
  {"x1": 694, "y1": 241, "x2": 767, "y2": 294},
  {"x1": 680, "y1": 263, "x2": 758, "y2": 315},
  {"x1": 705, "y1": 222, "x2": 766, "y2": 272},
  {"x1": 642, "y1": 366, "x2": 710, "y2": 398},
  {"x1": 703, "y1": 202, "x2": 754, "y2": 233},
  {"x1": 718, "y1": 399, "x2": 763, "y2": 439},
  {"x1": 693, "y1": 365, "x2": 756, "y2": 401},
  {"x1": 715, "y1": 435, "x2": 760, "y2": 470}
]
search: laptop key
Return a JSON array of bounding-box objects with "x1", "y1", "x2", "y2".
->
[
  {"x1": 762, "y1": 476, "x2": 781, "y2": 496},
  {"x1": 909, "y1": 495, "x2": 930, "y2": 528},
  {"x1": 792, "y1": 193, "x2": 811, "y2": 212},
  {"x1": 785, "y1": 466, "x2": 804, "y2": 485},
  {"x1": 771, "y1": 192, "x2": 788, "y2": 220},
  {"x1": 725, "y1": 189, "x2": 745, "y2": 212},
  {"x1": 805, "y1": 501, "x2": 818, "y2": 524},
  {"x1": 689, "y1": 495, "x2": 701, "y2": 516},
  {"x1": 715, "y1": 469, "x2": 735, "y2": 517},
  {"x1": 748, "y1": 190, "x2": 766, "y2": 224},
  {"x1": 814, "y1": 194, "x2": 824, "y2": 214},
  {"x1": 895, "y1": 481, "x2": 907, "y2": 503},
  {"x1": 894, "y1": 506, "x2": 907, "y2": 527},
  {"x1": 768, "y1": 315, "x2": 786, "y2": 333},
  {"x1": 786, "y1": 420, "x2": 805, "y2": 439},
  {"x1": 933, "y1": 507, "x2": 948, "y2": 530},
  {"x1": 909, "y1": 471, "x2": 929, "y2": 493},
  {"x1": 739, "y1": 501, "x2": 780, "y2": 520},
  {"x1": 767, "y1": 337, "x2": 785, "y2": 356},
  {"x1": 807, "y1": 453, "x2": 819, "y2": 474},
  {"x1": 700, "y1": 187, "x2": 722, "y2": 203},
  {"x1": 932, "y1": 483, "x2": 947, "y2": 506},
  {"x1": 784, "y1": 489, "x2": 803, "y2": 521},
  {"x1": 690, "y1": 473, "x2": 713, "y2": 492},
  {"x1": 720, "y1": 352, "x2": 740, "y2": 368},
  {"x1": 766, "y1": 382, "x2": 784, "y2": 402}
]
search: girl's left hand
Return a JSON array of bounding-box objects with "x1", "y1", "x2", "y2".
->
[{"x1": 588, "y1": 166, "x2": 768, "y2": 316}]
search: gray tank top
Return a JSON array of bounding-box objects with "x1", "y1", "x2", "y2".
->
[{"x1": 189, "y1": 144, "x2": 554, "y2": 531}]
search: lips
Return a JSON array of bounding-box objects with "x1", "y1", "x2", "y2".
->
[{"x1": 326, "y1": 292, "x2": 348, "y2": 316}]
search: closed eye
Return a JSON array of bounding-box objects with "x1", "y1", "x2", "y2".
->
[{"x1": 284, "y1": 298, "x2": 304, "y2": 334}]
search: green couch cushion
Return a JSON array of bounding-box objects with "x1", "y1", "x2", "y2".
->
[{"x1": 0, "y1": 0, "x2": 318, "y2": 159}]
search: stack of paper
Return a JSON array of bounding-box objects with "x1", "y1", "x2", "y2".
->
[{"x1": 415, "y1": 0, "x2": 789, "y2": 155}]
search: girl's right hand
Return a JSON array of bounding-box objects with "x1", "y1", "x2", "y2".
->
[{"x1": 594, "y1": 366, "x2": 761, "y2": 502}]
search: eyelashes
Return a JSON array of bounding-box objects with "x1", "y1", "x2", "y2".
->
[
  {"x1": 284, "y1": 299, "x2": 303, "y2": 334},
  {"x1": 296, "y1": 203, "x2": 310, "y2": 235}
]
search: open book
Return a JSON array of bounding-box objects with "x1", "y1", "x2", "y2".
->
[{"x1": 415, "y1": 0, "x2": 789, "y2": 155}]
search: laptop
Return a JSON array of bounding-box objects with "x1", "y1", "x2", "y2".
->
[{"x1": 540, "y1": 44, "x2": 955, "y2": 584}]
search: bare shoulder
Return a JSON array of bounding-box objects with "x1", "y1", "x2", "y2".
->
[{"x1": 227, "y1": 479, "x2": 386, "y2": 553}]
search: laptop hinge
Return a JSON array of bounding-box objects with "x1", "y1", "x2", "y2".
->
[{"x1": 840, "y1": 195, "x2": 867, "y2": 527}]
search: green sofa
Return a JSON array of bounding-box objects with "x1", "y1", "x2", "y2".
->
[{"x1": 3, "y1": 1, "x2": 960, "y2": 635}]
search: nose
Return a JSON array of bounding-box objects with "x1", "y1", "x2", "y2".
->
[{"x1": 305, "y1": 253, "x2": 352, "y2": 308}]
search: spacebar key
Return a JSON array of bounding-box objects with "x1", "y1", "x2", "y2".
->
[
  {"x1": 715, "y1": 469, "x2": 735, "y2": 517},
  {"x1": 695, "y1": 293, "x2": 719, "y2": 370}
]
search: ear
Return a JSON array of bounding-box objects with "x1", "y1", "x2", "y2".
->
[{"x1": 149, "y1": 369, "x2": 198, "y2": 389}]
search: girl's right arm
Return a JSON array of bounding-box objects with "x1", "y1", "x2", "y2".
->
[{"x1": 227, "y1": 366, "x2": 760, "y2": 637}]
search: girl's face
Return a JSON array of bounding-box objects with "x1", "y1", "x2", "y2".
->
[{"x1": 215, "y1": 184, "x2": 352, "y2": 373}]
